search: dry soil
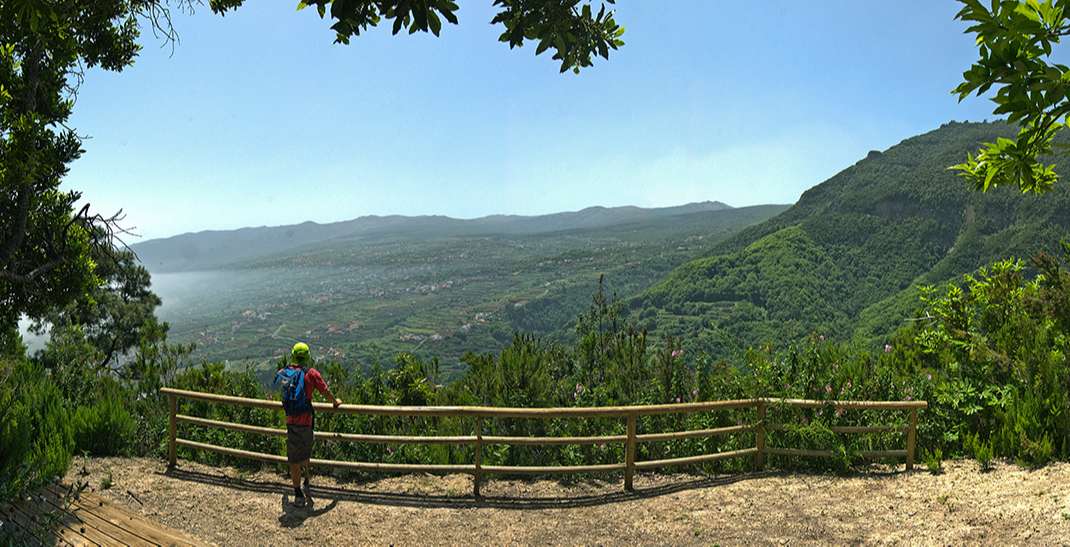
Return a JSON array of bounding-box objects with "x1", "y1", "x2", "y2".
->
[{"x1": 63, "y1": 457, "x2": 1070, "y2": 546}]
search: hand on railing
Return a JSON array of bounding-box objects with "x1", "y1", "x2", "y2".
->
[{"x1": 333, "y1": 398, "x2": 343, "y2": 408}]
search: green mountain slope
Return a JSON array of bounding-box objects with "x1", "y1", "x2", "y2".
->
[{"x1": 634, "y1": 121, "x2": 1070, "y2": 357}]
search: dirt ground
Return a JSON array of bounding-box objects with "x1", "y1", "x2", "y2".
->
[{"x1": 64, "y1": 457, "x2": 1070, "y2": 546}]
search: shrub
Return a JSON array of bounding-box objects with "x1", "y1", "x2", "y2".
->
[
  {"x1": 969, "y1": 434, "x2": 994, "y2": 472},
  {"x1": 924, "y1": 448, "x2": 943, "y2": 475},
  {"x1": 0, "y1": 358, "x2": 74, "y2": 503},
  {"x1": 72, "y1": 388, "x2": 136, "y2": 457},
  {"x1": 907, "y1": 254, "x2": 1070, "y2": 465}
]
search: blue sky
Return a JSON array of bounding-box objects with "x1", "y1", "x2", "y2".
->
[{"x1": 65, "y1": 0, "x2": 999, "y2": 240}]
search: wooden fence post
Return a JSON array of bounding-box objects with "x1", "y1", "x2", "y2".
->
[
  {"x1": 906, "y1": 408, "x2": 917, "y2": 471},
  {"x1": 624, "y1": 412, "x2": 637, "y2": 492},
  {"x1": 754, "y1": 399, "x2": 766, "y2": 471},
  {"x1": 167, "y1": 393, "x2": 178, "y2": 468},
  {"x1": 473, "y1": 417, "x2": 483, "y2": 497}
]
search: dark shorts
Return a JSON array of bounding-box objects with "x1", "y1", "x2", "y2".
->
[{"x1": 287, "y1": 424, "x2": 314, "y2": 463}]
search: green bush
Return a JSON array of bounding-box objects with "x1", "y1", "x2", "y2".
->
[
  {"x1": 908, "y1": 254, "x2": 1070, "y2": 464},
  {"x1": 72, "y1": 388, "x2": 136, "y2": 456},
  {"x1": 966, "y1": 433, "x2": 994, "y2": 472},
  {"x1": 0, "y1": 358, "x2": 74, "y2": 503},
  {"x1": 924, "y1": 448, "x2": 943, "y2": 475}
]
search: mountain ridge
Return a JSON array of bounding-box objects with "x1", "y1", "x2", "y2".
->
[{"x1": 132, "y1": 200, "x2": 744, "y2": 272}]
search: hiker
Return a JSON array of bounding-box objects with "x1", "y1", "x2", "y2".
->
[{"x1": 274, "y1": 342, "x2": 342, "y2": 507}]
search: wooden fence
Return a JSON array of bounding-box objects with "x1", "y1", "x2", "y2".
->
[{"x1": 160, "y1": 387, "x2": 926, "y2": 496}]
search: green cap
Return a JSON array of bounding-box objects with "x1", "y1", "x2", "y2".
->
[{"x1": 291, "y1": 342, "x2": 311, "y2": 365}]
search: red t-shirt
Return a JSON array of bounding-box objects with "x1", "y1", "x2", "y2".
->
[{"x1": 284, "y1": 366, "x2": 330, "y2": 426}]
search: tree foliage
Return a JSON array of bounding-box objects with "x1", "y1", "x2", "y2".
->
[
  {"x1": 907, "y1": 250, "x2": 1070, "y2": 465},
  {"x1": 952, "y1": 0, "x2": 1070, "y2": 192},
  {"x1": 36, "y1": 242, "x2": 168, "y2": 371},
  {"x1": 209, "y1": 0, "x2": 624, "y2": 73},
  {"x1": 0, "y1": 0, "x2": 185, "y2": 347}
]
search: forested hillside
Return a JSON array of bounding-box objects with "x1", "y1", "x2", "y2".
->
[
  {"x1": 138, "y1": 203, "x2": 786, "y2": 374},
  {"x1": 634, "y1": 121, "x2": 1070, "y2": 357}
]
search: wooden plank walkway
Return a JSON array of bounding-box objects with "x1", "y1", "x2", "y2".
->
[{"x1": 1, "y1": 484, "x2": 209, "y2": 546}]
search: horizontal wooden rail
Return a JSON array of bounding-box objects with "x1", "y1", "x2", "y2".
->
[
  {"x1": 637, "y1": 424, "x2": 752, "y2": 442},
  {"x1": 767, "y1": 424, "x2": 908, "y2": 434},
  {"x1": 177, "y1": 438, "x2": 286, "y2": 464},
  {"x1": 162, "y1": 388, "x2": 927, "y2": 415},
  {"x1": 178, "y1": 414, "x2": 283, "y2": 437},
  {"x1": 160, "y1": 387, "x2": 756, "y2": 417},
  {"x1": 481, "y1": 463, "x2": 626, "y2": 475},
  {"x1": 829, "y1": 426, "x2": 907, "y2": 434},
  {"x1": 178, "y1": 414, "x2": 477, "y2": 444},
  {"x1": 634, "y1": 448, "x2": 758, "y2": 470},
  {"x1": 765, "y1": 447, "x2": 910, "y2": 459},
  {"x1": 761, "y1": 398, "x2": 928, "y2": 410},
  {"x1": 163, "y1": 387, "x2": 926, "y2": 495},
  {"x1": 481, "y1": 434, "x2": 626, "y2": 446},
  {"x1": 177, "y1": 439, "x2": 476, "y2": 474}
]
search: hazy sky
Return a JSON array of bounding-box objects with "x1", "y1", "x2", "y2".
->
[{"x1": 65, "y1": 0, "x2": 999, "y2": 240}]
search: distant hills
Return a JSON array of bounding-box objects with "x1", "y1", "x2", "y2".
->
[
  {"x1": 632, "y1": 121, "x2": 1070, "y2": 357},
  {"x1": 133, "y1": 201, "x2": 733, "y2": 273}
]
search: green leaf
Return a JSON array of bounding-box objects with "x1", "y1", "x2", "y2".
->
[
  {"x1": 983, "y1": 164, "x2": 998, "y2": 191},
  {"x1": 428, "y1": 11, "x2": 442, "y2": 36}
]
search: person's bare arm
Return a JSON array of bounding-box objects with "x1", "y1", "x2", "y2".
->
[
  {"x1": 319, "y1": 384, "x2": 342, "y2": 407},
  {"x1": 310, "y1": 370, "x2": 343, "y2": 407},
  {"x1": 325, "y1": 387, "x2": 342, "y2": 408}
]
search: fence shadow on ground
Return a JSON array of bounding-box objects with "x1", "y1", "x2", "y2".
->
[{"x1": 160, "y1": 466, "x2": 774, "y2": 510}]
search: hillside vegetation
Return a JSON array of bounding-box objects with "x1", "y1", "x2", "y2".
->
[{"x1": 634, "y1": 121, "x2": 1070, "y2": 357}]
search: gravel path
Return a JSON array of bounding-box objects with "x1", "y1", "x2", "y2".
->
[{"x1": 65, "y1": 457, "x2": 1070, "y2": 545}]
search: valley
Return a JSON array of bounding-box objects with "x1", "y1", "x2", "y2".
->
[{"x1": 142, "y1": 204, "x2": 788, "y2": 376}]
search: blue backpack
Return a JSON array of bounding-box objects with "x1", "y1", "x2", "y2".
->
[{"x1": 275, "y1": 367, "x2": 313, "y2": 416}]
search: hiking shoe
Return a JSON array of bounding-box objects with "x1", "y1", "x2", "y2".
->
[{"x1": 293, "y1": 492, "x2": 306, "y2": 508}]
